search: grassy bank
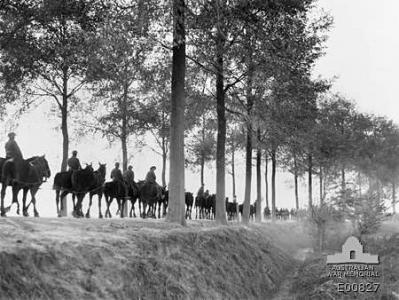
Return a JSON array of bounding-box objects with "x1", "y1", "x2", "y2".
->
[{"x1": 0, "y1": 218, "x2": 307, "y2": 300}]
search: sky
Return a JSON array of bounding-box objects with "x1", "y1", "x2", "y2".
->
[{"x1": 2, "y1": 0, "x2": 399, "y2": 217}]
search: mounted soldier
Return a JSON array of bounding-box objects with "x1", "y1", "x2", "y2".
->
[
  {"x1": 67, "y1": 150, "x2": 81, "y2": 172},
  {"x1": 5, "y1": 132, "x2": 23, "y2": 161},
  {"x1": 145, "y1": 166, "x2": 157, "y2": 184},
  {"x1": 123, "y1": 165, "x2": 135, "y2": 189},
  {"x1": 111, "y1": 162, "x2": 128, "y2": 199}
]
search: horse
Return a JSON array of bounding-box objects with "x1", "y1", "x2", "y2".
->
[
  {"x1": 157, "y1": 189, "x2": 168, "y2": 218},
  {"x1": 194, "y1": 195, "x2": 204, "y2": 219},
  {"x1": 154, "y1": 187, "x2": 168, "y2": 218},
  {"x1": 203, "y1": 194, "x2": 215, "y2": 219},
  {"x1": 103, "y1": 180, "x2": 139, "y2": 218},
  {"x1": 226, "y1": 200, "x2": 238, "y2": 220},
  {"x1": 127, "y1": 182, "x2": 140, "y2": 218},
  {"x1": 1, "y1": 155, "x2": 51, "y2": 217},
  {"x1": 137, "y1": 181, "x2": 164, "y2": 218},
  {"x1": 185, "y1": 192, "x2": 194, "y2": 219},
  {"x1": 70, "y1": 165, "x2": 95, "y2": 217},
  {"x1": 54, "y1": 170, "x2": 76, "y2": 217},
  {"x1": 85, "y1": 163, "x2": 106, "y2": 218}
]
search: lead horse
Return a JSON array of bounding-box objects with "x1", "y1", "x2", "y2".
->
[{"x1": 0, "y1": 156, "x2": 51, "y2": 217}]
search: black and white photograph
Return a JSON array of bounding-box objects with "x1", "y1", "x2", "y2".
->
[{"x1": 0, "y1": 0, "x2": 398, "y2": 299}]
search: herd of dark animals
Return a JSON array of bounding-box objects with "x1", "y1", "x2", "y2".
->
[
  {"x1": 0, "y1": 157, "x2": 300, "y2": 220},
  {"x1": 0, "y1": 155, "x2": 51, "y2": 217}
]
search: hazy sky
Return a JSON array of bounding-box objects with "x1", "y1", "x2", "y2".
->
[
  {"x1": 315, "y1": 0, "x2": 399, "y2": 123},
  {"x1": 2, "y1": 1, "x2": 398, "y2": 217}
]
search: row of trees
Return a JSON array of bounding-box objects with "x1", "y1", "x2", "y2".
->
[{"x1": 1, "y1": 1, "x2": 397, "y2": 224}]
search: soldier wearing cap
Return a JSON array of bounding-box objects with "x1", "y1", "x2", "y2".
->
[
  {"x1": 123, "y1": 165, "x2": 135, "y2": 189},
  {"x1": 111, "y1": 162, "x2": 128, "y2": 199},
  {"x1": 5, "y1": 132, "x2": 23, "y2": 160},
  {"x1": 145, "y1": 166, "x2": 157, "y2": 184},
  {"x1": 67, "y1": 150, "x2": 81, "y2": 171}
]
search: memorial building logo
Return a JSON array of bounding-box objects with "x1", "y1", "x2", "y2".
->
[
  {"x1": 326, "y1": 236, "x2": 381, "y2": 294},
  {"x1": 327, "y1": 236, "x2": 379, "y2": 264}
]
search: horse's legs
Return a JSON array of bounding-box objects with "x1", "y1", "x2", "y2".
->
[
  {"x1": 72, "y1": 193, "x2": 76, "y2": 212},
  {"x1": 142, "y1": 202, "x2": 147, "y2": 218},
  {"x1": 22, "y1": 187, "x2": 29, "y2": 217},
  {"x1": 121, "y1": 199, "x2": 126, "y2": 218},
  {"x1": 30, "y1": 187, "x2": 39, "y2": 217},
  {"x1": 11, "y1": 185, "x2": 20, "y2": 215},
  {"x1": 98, "y1": 194, "x2": 103, "y2": 219},
  {"x1": 105, "y1": 196, "x2": 112, "y2": 218},
  {"x1": 86, "y1": 193, "x2": 93, "y2": 218},
  {"x1": 55, "y1": 189, "x2": 60, "y2": 217},
  {"x1": 115, "y1": 198, "x2": 121, "y2": 216},
  {"x1": 157, "y1": 201, "x2": 161, "y2": 219},
  {"x1": 139, "y1": 199, "x2": 142, "y2": 217},
  {"x1": 0, "y1": 184, "x2": 6, "y2": 216}
]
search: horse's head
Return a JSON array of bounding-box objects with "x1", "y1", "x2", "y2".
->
[
  {"x1": 84, "y1": 163, "x2": 94, "y2": 172},
  {"x1": 98, "y1": 163, "x2": 106, "y2": 178},
  {"x1": 32, "y1": 155, "x2": 51, "y2": 181}
]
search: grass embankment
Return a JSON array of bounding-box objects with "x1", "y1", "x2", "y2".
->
[{"x1": 0, "y1": 218, "x2": 306, "y2": 300}]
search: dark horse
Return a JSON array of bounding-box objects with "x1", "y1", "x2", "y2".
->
[
  {"x1": 54, "y1": 164, "x2": 99, "y2": 217},
  {"x1": 53, "y1": 170, "x2": 76, "y2": 217},
  {"x1": 103, "y1": 181, "x2": 139, "y2": 218},
  {"x1": 1, "y1": 156, "x2": 51, "y2": 217},
  {"x1": 185, "y1": 192, "x2": 194, "y2": 219},
  {"x1": 137, "y1": 181, "x2": 164, "y2": 218},
  {"x1": 70, "y1": 165, "x2": 96, "y2": 217},
  {"x1": 85, "y1": 163, "x2": 106, "y2": 218}
]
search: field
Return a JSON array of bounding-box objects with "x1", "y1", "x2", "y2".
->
[{"x1": 0, "y1": 217, "x2": 397, "y2": 299}]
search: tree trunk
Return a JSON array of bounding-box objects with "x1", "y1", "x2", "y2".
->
[
  {"x1": 161, "y1": 137, "x2": 167, "y2": 187},
  {"x1": 200, "y1": 115, "x2": 205, "y2": 187},
  {"x1": 200, "y1": 155, "x2": 204, "y2": 187},
  {"x1": 60, "y1": 67, "x2": 69, "y2": 217},
  {"x1": 393, "y1": 181, "x2": 396, "y2": 215},
  {"x1": 294, "y1": 155, "x2": 299, "y2": 210},
  {"x1": 256, "y1": 128, "x2": 262, "y2": 222},
  {"x1": 308, "y1": 153, "x2": 313, "y2": 208},
  {"x1": 242, "y1": 46, "x2": 254, "y2": 224},
  {"x1": 271, "y1": 148, "x2": 277, "y2": 221},
  {"x1": 214, "y1": 0, "x2": 227, "y2": 225},
  {"x1": 167, "y1": 0, "x2": 186, "y2": 225},
  {"x1": 319, "y1": 165, "x2": 323, "y2": 204},
  {"x1": 231, "y1": 139, "x2": 236, "y2": 199},
  {"x1": 121, "y1": 134, "x2": 128, "y2": 216},
  {"x1": 341, "y1": 165, "x2": 346, "y2": 192},
  {"x1": 265, "y1": 151, "x2": 269, "y2": 208}
]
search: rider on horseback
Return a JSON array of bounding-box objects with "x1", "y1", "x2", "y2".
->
[
  {"x1": 111, "y1": 162, "x2": 128, "y2": 198},
  {"x1": 5, "y1": 132, "x2": 23, "y2": 160},
  {"x1": 197, "y1": 184, "x2": 204, "y2": 198},
  {"x1": 145, "y1": 166, "x2": 162, "y2": 199},
  {"x1": 145, "y1": 166, "x2": 157, "y2": 184},
  {"x1": 123, "y1": 165, "x2": 135, "y2": 189},
  {"x1": 67, "y1": 150, "x2": 81, "y2": 171}
]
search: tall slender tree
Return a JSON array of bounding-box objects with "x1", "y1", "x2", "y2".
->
[{"x1": 167, "y1": 0, "x2": 186, "y2": 225}]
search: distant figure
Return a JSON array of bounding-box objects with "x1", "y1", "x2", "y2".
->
[
  {"x1": 197, "y1": 184, "x2": 204, "y2": 198},
  {"x1": 5, "y1": 132, "x2": 23, "y2": 160},
  {"x1": 145, "y1": 166, "x2": 157, "y2": 184},
  {"x1": 111, "y1": 162, "x2": 128, "y2": 198},
  {"x1": 110, "y1": 162, "x2": 123, "y2": 182},
  {"x1": 204, "y1": 189, "x2": 210, "y2": 199},
  {"x1": 67, "y1": 150, "x2": 81, "y2": 171},
  {"x1": 123, "y1": 165, "x2": 135, "y2": 188}
]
